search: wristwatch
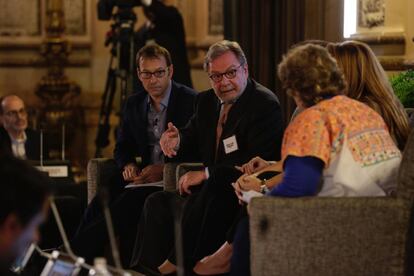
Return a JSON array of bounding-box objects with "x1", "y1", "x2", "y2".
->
[{"x1": 260, "y1": 180, "x2": 269, "y2": 194}]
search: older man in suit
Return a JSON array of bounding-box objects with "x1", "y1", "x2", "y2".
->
[
  {"x1": 0, "y1": 95, "x2": 46, "y2": 160},
  {"x1": 130, "y1": 40, "x2": 284, "y2": 274}
]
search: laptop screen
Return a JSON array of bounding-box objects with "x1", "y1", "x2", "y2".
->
[
  {"x1": 45, "y1": 259, "x2": 77, "y2": 276},
  {"x1": 40, "y1": 251, "x2": 82, "y2": 276}
]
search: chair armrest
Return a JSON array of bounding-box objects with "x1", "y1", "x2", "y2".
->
[
  {"x1": 176, "y1": 163, "x2": 204, "y2": 179},
  {"x1": 163, "y1": 163, "x2": 179, "y2": 191},
  {"x1": 176, "y1": 163, "x2": 204, "y2": 189},
  {"x1": 163, "y1": 163, "x2": 204, "y2": 191},
  {"x1": 87, "y1": 158, "x2": 119, "y2": 204},
  {"x1": 249, "y1": 196, "x2": 412, "y2": 276}
]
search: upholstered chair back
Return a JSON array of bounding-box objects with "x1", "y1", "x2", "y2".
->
[{"x1": 397, "y1": 130, "x2": 414, "y2": 200}]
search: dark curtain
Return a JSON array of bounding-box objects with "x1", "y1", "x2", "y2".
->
[{"x1": 224, "y1": 0, "x2": 305, "y2": 127}]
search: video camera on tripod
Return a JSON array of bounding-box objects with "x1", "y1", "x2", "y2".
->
[
  {"x1": 97, "y1": 0, "x2": 143, "y2": 20},
  {"x1": 95, "y1": 0, "x2": 146, "y2": 157}
]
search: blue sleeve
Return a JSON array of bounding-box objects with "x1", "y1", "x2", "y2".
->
[{"x1": 268, "y1": 156, "x2": 324, "y2": 197}]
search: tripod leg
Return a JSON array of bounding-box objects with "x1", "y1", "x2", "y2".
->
[
  {"x1": 95, "y1": 17, "x2": 137, "y2": 157},
  {"x1": 95, "y1": 56, "x2": 118, "y2": 158}
]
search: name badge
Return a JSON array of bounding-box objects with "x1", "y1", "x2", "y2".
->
[
  {"x1": 223, "y1": 135, "x2": 239, "y2": 154},
  {"x1": 36, "y1": 166, "x2": 69, "y2": 178}
]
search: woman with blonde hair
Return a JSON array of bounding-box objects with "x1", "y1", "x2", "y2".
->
[{"x1": 327, "y1": 40, "x2": 410, "y2": 150}]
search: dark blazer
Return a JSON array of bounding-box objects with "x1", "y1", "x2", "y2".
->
[
  {"x1": 114, "y1": 81, "x2": 197, "y2": 169},
  {"x1": 0, "y1": 127, "x2": 46, "y2": 160},
  {"x1": 179, "y1": 79, "x2": 283, "y2": 171}
]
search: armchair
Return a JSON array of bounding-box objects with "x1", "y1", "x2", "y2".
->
[{"x1": 248, "y1": 130, "x2": 414, "y2": 276}]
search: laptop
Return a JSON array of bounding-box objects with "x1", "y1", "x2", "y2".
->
[
  {"x1": 40, "y1": 251, "x2": 84, "y2": 276},
  {"x1": 10, "y1": 243, "x2": 36, "y2": 273}
]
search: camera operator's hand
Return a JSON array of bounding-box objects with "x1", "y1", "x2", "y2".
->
[{"x1": 141, "y1": 0, "x2": 152, "y2": 6}]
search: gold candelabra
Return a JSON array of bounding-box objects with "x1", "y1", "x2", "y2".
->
[{"x1": 35, "y1": 0, "x2": 83, "y2": 170}]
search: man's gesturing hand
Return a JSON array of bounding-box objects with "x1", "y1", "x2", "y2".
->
[{"x1": 160, "y1": 122, "x2": 180, "y2": 158}]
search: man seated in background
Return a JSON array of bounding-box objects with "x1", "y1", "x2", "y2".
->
[
  {"x1": 0, "y1": 154, "x2": 51, "y2": 275},
  {"x1": 71, "y1": 44, "x2": 197, "y2": 266},
  {"x1": 0, "y1": 95, "x2": 47, "y2": 160}
]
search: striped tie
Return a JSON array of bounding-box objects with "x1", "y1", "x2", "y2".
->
[{"x1": 216, "y1": 103, "x2": 232, "y2": 154}]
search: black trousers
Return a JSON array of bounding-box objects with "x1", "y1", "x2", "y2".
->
[
  {"x1": 130, "y1": 190, "x2": 184, "y2": 275},
  {"x1": 226, "y1": 205, "x2": 248, "y2": 243},
  {"x1": 130, "y1": 166, "x2": 242, "y2": 274},
  {"x1": 73, "y1": 171, "x2": 127, "y2": 241},
  {"x1": 70, "y1": 186, "x2": 162, "y2": 266},
  {"x1": 230, "y1": 217, "x2": 250, "y2": 276}
]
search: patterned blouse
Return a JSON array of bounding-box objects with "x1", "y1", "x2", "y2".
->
[{"x1": 282, "y1": 95, "x2": 401, "y2": 196}]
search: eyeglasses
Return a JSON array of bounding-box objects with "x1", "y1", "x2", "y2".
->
[
  {"x1": 139, "y1": 68, "x2": 168, "y2": 79},
  {"x1": 4, "y1": 108, "x2": 27, "y2": 118},
  {"x1": 209, "y1": 64, "x2": 244, "y2": 83}
]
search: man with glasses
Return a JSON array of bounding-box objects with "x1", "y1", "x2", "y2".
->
[
  {"x1": 70, "y1": 44, "x2": 197, "y2": 266},
  {"x1": 129, "y1": 40, "x2": 283, "y2": 275},
  {"x1": 0, "y1": 95, "x2": 46, "y2": 160},
  {"x1": 115, "y1": 43, "x2": 196, "y2": 185}
]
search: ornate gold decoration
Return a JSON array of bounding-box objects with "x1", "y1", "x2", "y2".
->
[{"x1": 35, "y1": 0, "x2": 83, "y2": 168}]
